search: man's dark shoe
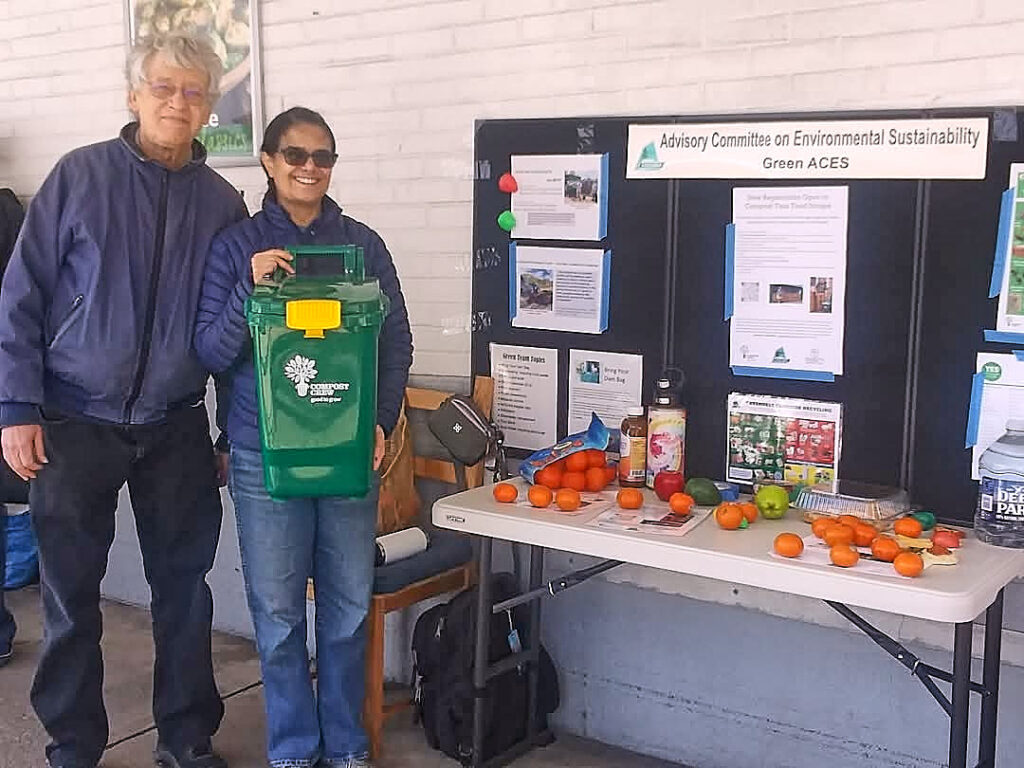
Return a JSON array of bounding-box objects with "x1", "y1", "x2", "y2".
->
[
  {"x1": 0, "y1": 642, "x2": 11, "y2": 667},
  {"x1": 153, "y1": 742, "x2": 226, "y2": 768}
]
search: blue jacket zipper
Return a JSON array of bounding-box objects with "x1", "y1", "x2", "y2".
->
[
  {"x1": 48, "y1": 294, "x2": 84, "y2": 346},
  {"x1": 122, "y1": 170, "x2": 169, "y2": 423}
]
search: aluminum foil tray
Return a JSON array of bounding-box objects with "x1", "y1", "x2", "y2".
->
[{"x1": 793, "y1": 480, "x2": 910, "y2": 522}]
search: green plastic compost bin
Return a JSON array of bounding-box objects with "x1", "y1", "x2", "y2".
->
[{"x1": 246, "y1": 245, "x2": 389, "y2": 499}]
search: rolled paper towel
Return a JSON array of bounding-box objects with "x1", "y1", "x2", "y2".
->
[{"x1": 375, "y1": 526, "x2": 429, "y2": 566}]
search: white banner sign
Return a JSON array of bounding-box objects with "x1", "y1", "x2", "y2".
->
[{"x1": 627, "y1": 118, "x2": 989, "y2": 180}]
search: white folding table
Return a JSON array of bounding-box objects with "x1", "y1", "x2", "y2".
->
[{"x1": 434, "y1": 481, "x2": 1024, "y2": 768}]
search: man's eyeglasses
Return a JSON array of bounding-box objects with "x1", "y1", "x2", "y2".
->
[
  {"x1": 277, "y1": 146, "x2": 338, "y2": 169},
  {"x1": 143, "y1": 79, "x2": 208, "y2": 107}
]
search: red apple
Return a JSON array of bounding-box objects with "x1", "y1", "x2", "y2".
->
[
  {"x1": 931, "y1": 530, "x2": 962, "y2": 549},
  {"x1": 653, "y1": 470, "x2": 685, "y2": 501}
]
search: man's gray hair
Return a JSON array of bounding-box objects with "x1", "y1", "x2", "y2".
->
[{"x1": 126, "y1": 32, "x2": 223, "y2": 101}]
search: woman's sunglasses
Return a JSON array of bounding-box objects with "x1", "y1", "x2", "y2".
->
[{"x1": 277, "y1": 146, "x2": 338, "y2": 169}]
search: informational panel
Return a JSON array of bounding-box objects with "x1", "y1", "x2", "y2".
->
[
  {"x1": 474, "y1": 108, "x2": 1024, "y2": 523},
  {"x1": 472, "y1": 119, "x2": 670, "y2": 446}
]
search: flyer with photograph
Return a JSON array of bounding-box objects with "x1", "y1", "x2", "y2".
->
[
  {"x1": 509, "y1": 244, "x2": 610, "y2": 334},
  {"x1": 509, "y1": 154, "x2": 609, "y2": 241},
  {"x1": 567, "y1": 349, "x2": 643, "y2": 438},
  {"x1": 729, "y1": 186, "x2": 848, "y2": 375},
  {"x1": 726, "y1": 393, "x2": 843, "y2": 488},
  {"x1": 970, "y1": 353, "x2": 1024, "y2": 480},
  {"x1": 489, "y1": 343, "x2": 558, "y2": 451},
  {"x1": 586, "y1": 506, "x2": 711, "y2": 538},
  {"x1": 995, "y1": 164, "x2": 1024, "y2": 333}
]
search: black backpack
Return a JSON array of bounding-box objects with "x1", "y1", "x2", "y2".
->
[{"x1": 411, "y1": 572, "x2": 559, "y2": 765}]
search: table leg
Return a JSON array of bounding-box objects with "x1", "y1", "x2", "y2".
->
[
  {"x1": 472, "y1": 536, "x2": 493, "y2": 767},
  {"x1": 979, "y1": 589, "x2": 1005, "y2": 768},
  {"x1": 526, "y1": 545, "x2": 545, "y2": 741},
  {"x1": 949, "y1": 621, "x2": 973, "y2": 768}
]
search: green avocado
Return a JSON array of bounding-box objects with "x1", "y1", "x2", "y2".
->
[{"x1": 684, "y1": 477, "x2": 721, "y2": 506}]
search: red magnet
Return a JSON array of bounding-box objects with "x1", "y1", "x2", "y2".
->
[{"x1": 498, "y1": 173, "x2": 518, "y2": 194}]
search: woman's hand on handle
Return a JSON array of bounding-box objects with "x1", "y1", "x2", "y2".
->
[{"x1": 251, "y1": 249, "x2": 294, "y2": 285}]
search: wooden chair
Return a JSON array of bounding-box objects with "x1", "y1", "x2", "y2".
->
[{"x1": 361, "y1": 375, "x2": 493, "y2": 759}]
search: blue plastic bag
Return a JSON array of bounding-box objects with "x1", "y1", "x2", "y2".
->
[{"x1": 4, "y1": 511, "x2": 38, "y2": 589}]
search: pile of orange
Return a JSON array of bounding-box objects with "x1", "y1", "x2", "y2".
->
[
  {"x1": 534, "y1": 449, "x2": 616, "y2": 493},
  {"x1": 494, "y1": 449, "x2": 619, "y2": 513},
  {"x1": 714, "y1": 501, "x2": 759, "y2": 529},
  {"x1": 811, "y1": 515, "x2": 924, "y2": 577}
]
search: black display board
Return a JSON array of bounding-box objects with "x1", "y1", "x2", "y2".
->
[{"x1": 472, "y1": 108, "x2": 1024, "y2": 523}]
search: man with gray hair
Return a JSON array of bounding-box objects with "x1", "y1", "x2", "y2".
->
[{"x1": 0, "y1": 32, "x2": 245, "y2": 768}]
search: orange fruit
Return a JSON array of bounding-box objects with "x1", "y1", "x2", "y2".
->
[
  {"x1": 585, "y1": 449, "x2": 607, "y2": 468},
  {"x1": 565, "y1": 452, "x2": 590, "y2": 473},
  {"x1": 715, "y1": 503, "x2": 744, "y2": 530},
  {"x1": 829, "y1": 544, "x2": 860, "y2": 567},
  {"x1": 823, "y1": 524, "x2": 855, "y2": 547},
  {"x1": 811, "y1": 517, "x2": 835, "y2": 539},
  {"x1": 584, "y1": 467, "x2": 608, "y2": 492},
  {"x1": 870, "y1": 535, "x2": 901, "y2": 563},
  {"x1": 527, "y1": 484, "x2": 553, "y2": 508},
  {"x1": 738, "y1": 501, "x2": 758, "y2": 524},
  {"x1": 893, "y1": 551, "x2": 924, "y2": 577},
  {"x1": 838, "y1": 515, "x2": 862, "y2": 529},
  {"x1": 534, "y1": 465, "x2": 563, "y2": 489},
  {"x1": 853, "y1": 523, "x2": 878, "y2": 548},
  {"x1": 774, "y1": 532, "x2": 804, "y2": 558},
  {"x1": 893, "y1": 517, "x2": 924, "y2": 538},
  {"x1": 669, "y1": 492, "x2": 695, "y2": 516},
  {"x1": 603, "y1": 465, "x2": 617, "y2": 485},
  {"x1": 617, "y1": 487, "x2": 644, "y2": 509},
  {"x1": 554, "y1": 488, "x2": 581, "y2": 511},
  {"x1": 562, "y1": 471, "x2": 586, "y2": 492},
  {"x1": 492, "y1": 482, "x2": 518, "y2": 503}
]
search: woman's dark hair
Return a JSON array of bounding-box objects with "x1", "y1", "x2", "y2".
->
[
  {"x1": 260, "y1": 107, "x2": 337, "y2": 197},
  {"x1": 261, "y1": 106, "x2": 336, "y2": 155}
]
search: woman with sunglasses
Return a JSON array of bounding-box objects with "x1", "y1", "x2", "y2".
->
[{"x1": 194, "y1": 107, "x2": 413, "y2": 768}]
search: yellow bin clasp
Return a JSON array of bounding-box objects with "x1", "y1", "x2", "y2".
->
[{"x1": 286, "y1": 299, "x2": 342, "y2": 339}]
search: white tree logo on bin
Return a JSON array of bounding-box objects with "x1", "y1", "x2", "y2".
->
[{"x1": 284, "y1": 355, "x2": 318, "y2": 397}]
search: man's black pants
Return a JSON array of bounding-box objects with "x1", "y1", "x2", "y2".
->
[{"x1": 29, "y1": 404, "x2": 224, "y2": 767}]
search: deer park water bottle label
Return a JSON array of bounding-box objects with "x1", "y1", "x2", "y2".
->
[{"x1": 978, "y1": 477, "x2": 1024, "y2": 523}]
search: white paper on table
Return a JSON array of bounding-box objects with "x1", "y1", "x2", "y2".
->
[
  {"x1": 567, "y1": 349, "x2": 643, "y2": 437},
  {"x1": 509, "y1": 245, "x2": 610, "y2": 334},
  {"x1": 730, "y1": 186, "x2": 848, "y2": 375},
  {"x1": 995, "y1": 164, "x2": 1024, "y2": 333},
  {"x1": 489, "y1": 343, "x2": 558, "y2": 451},
  {"x1": 586, "y1": 506, "x2": 711, "y2": 538},
  {"x1": 509, "y1": 154, "x2": 608, "y2": 241},
  {"x1": 768, "y1": 535, "x2": 917, "y2": 580},
  {"x1": 972, "y1": 353, "x2": 1024, "y2": 479}
]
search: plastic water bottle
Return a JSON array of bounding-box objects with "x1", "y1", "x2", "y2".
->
[{"x1": 976, "y1": 418, "x2": 1024, "y2": 547}]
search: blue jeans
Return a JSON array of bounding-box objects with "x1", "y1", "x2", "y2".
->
[
  {"x1": 0, "y1": 510, "x2": 15, "y2": 652},
  {"x1": 230, "y1": 447, "x2": 377, "y2": 768}
]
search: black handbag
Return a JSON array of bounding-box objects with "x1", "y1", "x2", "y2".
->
[
  {"x1": 428, "y1": 395, "x2": 494, "y2": 466},
  {"x1": 427, "y1": 395, "x2": 507, "y2": 482}
]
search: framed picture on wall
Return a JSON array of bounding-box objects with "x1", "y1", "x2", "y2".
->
[{"x1": 126, "y1": 0, "x2": 265, "y2": 166}]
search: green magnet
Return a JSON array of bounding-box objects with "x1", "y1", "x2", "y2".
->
[
  {"x1": 497, "y1": 210, "x2": 516, "y2": 232},
  {"x1": 739, "y1": 517, "x2": 749, "y2": 529}
]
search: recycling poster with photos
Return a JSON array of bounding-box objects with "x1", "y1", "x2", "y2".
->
[{"x1": 726, "y1": 393, "x2": 843, "y2": 489}]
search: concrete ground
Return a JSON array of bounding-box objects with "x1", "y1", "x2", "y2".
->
[{"x1": 0, "y1": 587, "x2": 679, "y2": 768}]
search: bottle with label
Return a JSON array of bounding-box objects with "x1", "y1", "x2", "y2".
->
[
  {"x1": 646, "y1": 377, "x2": 687, "y2": 489},
  {"x1": 619, "y1": 407, "x2": 647, "y2": 488},
  {"x1": 976, "y1": 418, "x2": 1024, "y2": 547}
]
